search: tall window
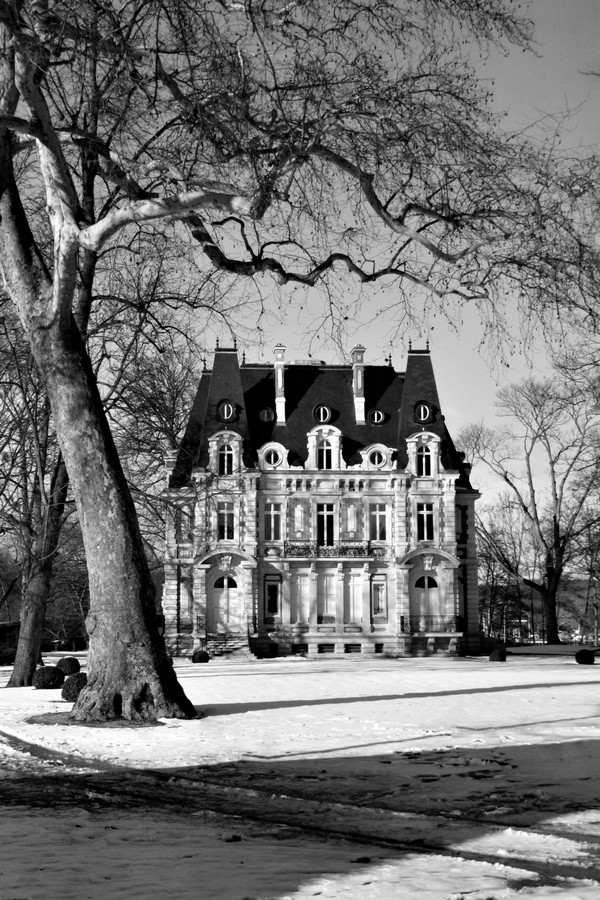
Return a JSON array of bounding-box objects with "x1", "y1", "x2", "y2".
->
[
  {"x1": 347, "y1": 504, "x2": 357, "y2": 534},
  {"x1": 294, "y1": 503, "x2": 304, "y2": 535},
  {"x1": 218, "y1": 444, "x2": 234, "y2": 475},
  {"x1": 318, "y1": 572, "x2": 336, "y2": 620},
  {"x1": 317, "y1": 503, "x2": 335, "y2": 545},
  {"x1": 371, "y1": 577, "x2": 387, "y2": 618},
  {"x1": 317, "y1": 439, "x2": 332, "y2": 470},
  {"x1": 264, "y1": 502, "x2": 282, "y2": 540},
  {"x1": 416, "y1": 503, "x2": 434, "y2": 541},
  {"x1": 264, "y1": 575, "x2": 281, "y2": 618},
  {"x1": 217, "y1": 501, "x2": 234, "y2": 540},
  {"x1": 369, "y1": 503, "x2": 387, "y2": 540},
  {"x1": 416, "y1": 445, "x2": 432, "y2": 477}
]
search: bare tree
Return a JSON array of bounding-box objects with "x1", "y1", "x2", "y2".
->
[
  {"x1": 0, "y1": 307, "x2": 71, "y2": 683},
  {"x1": 477, "y1": 504, "x2": 535, "y2": 642},
  {"x1": 460, "y1": 379, "x2": 600, "y2": 643},
  {"x1": 1, "y1": 1, "x2": 598, "y2": 719}
]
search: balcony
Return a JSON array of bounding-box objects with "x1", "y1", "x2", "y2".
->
[
  {"x1": 283, "y1": 540, "x2": 387, "y2": 559},
  {"x1": 403, "y1": 616, "x2": 465, "y2": 634}
]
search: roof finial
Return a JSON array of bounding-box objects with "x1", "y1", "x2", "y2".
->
[
  {"x1": 234, "y1": 336, "x2": 237, "y2": 349},
  {"x1": 242, "y1": 350, "x2": 246, "y2": 365},
  {"x1": 202, "y1": 356, "x2": 207, "y2": 371},
  {"x1": 216, "y1": 337, "x2": 220, "y2": 349},
  {"x1": 408, "y1": 338, "x2": 412, "y2": 352},
  {"x1": 426, "y1": 338, "x2": 430, "y2": 352}
]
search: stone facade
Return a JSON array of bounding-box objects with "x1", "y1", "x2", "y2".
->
[{"x1": 163, "y1": 344, "x2": 480, "y2": 658}]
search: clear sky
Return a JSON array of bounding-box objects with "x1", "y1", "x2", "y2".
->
[{"x1": 230, "y1": 1, "x2": 600, "y2": 447}]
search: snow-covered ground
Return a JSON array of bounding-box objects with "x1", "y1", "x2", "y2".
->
[{"x1": 2, "y1": 652, "x2": 600, "y2": 899}]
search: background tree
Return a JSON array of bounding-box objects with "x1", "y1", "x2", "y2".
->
[
  {"x1": 460, "y1": 378, "x2": 600, "y2": 644},
  {"x1": 1, "y1": 1, "x2": 599, "y2": 719},
  {"x1": 0, "y1": 306, "x2": 71, "y2": 683},
  {"x1": 477, "y1": 504, "x2": 538, "y2": 643}
]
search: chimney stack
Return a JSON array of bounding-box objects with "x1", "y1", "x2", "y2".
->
[
  {"x1": 351, "y1": 345, "x2": 366, "y2": 424},
  {"x1": 273, "y1": 344, "x2": 286, "y2": 423}
]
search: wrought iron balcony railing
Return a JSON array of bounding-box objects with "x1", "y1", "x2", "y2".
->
[{"x1": 283, "y1": 540, "x2": 387, "y2": 559}]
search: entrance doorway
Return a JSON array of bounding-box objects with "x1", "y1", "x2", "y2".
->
[{"x1": 207, "y1": 575, "x2": 242, "y2": 632}]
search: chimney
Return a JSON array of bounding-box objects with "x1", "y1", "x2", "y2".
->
[
  {"x1": 351, "y1": 345, "x2": 366, "y2": 424},
  {"x1": 273, "y1": 344, "x2": 286, "y2": 423}
]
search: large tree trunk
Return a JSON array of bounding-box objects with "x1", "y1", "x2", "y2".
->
[
  {"x1": 30, "y1": 314, "x2": 195, "y2": 720},
  {"x1": 543, "y1": 588, "x2": 560, "y2": 645}
]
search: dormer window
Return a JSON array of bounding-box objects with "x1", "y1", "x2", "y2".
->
[
  {"x1": 317, "y1": 439, "x2": 332, "y2": 470},
  {"x1": 314, "y1": 405, "x2": 331, "y2": 424},
  {"x1": 369, "y1": 449, "x2": 386, "y2": 468},
  {"x1": 218, "y1": 444, "x2": 234, "y2": 475},
  {"x1": 265, "y1": 448, "x2": 282, "y2": 467},
  {"x1": 218, "y1": 400, "x2": 235, "y2": 422},
  {"x1": 414, "y1": 402, "x2": 432, "y2": 424},
  {"x1": 416, "y1": 445, "x2": 432, "y2": 477}
]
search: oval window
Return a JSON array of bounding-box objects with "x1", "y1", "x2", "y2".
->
[
  {"x1": 369, "y1": 409, "x2": 384, "y2": 424},
  {"x1": 369, "y1": 449, "x2": 386, "y2": 467},
  {"x1": 260, "y1": 408, "x2": 275, "y2": 422},
  {"x1": 314, "y1": 405, "x2": 331, "y2": 423},
  {"x1": 218, "y1": 400, "x2": 235, "y2": 421},
  {"x1": 415, "y1": 403, "x2": 430, "y2": 423},
  {"x1": 265, "y1": 448, "x2": 281, "y2": 466}
]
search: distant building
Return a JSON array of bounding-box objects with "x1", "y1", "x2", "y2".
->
[{"x1": 163, "y1": 343, "x2": 480, "y2": 658}]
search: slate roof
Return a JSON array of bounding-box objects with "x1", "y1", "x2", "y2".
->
[{"x1": 170, "y1": 347, "x2": 473, "y2": 490}]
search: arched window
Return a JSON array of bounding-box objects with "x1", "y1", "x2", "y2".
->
[
  {"x1": 417, "y1": 445, "x2": 432, "y2": 477},
  {"x1": 413, "y1": 575, "x2": 441, "y2": 623},
  {"x1": 214, "y1": 576, "x2": 237, "y2": 589},
  {"x1": 218, "y1": 444, "x2": 234, "y2": 475},
  {"x1": 317, "y1": 439, "x2": 332, "y2": 470},
  {"x1": 415, "y1": 575, "x2": 436, "y2": 590}
]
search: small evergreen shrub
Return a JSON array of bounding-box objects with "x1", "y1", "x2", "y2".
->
[
  {"x1": 191, "y1": 649, "x2": 210, "y2": 664},
  {"x1": 61, "y1": 672, "x2": 88, "y2": 701},
  {"x1": 575, "y1": 648, "x2": 595, "y2": 665},
  {"x1": 0, "y1": 645, "x2": 16, "y2": 666},
  {"x1": 56, "y1": 656, "x2": 81, "y2": 676},
  {"x1": 32, "y1": 666, "x2": 65, "y2": 689},
  {"x1": 488, "y1": 648, "x2": 507, "y2": 662}
]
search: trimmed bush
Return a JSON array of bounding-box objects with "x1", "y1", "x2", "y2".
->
[
  {"x1": 488, "y1": 648, "x2": 507, "y2": 662},
  {"x1": 61, "y1": 671, "x2": 88, "y2": 701},
  {"x1": 56, "y1": 656, "x2": 81, "y2": 676},
  {"x1": 32, "y1": 665, "x2": 65, "y2": 689},
  {"x1": 191, "y1": 649, "x2": 210, "y2": 664},
  {"x1": 0, "y1": 645, "x2": 16, "y2": 666},
  {"x1": 575, "y1": 648, "x2": 596, "y2": 665}
]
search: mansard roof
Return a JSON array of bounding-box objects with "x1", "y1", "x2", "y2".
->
[{"x1": 170, "y1": 345, "x2": 473, "y2": 489}]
